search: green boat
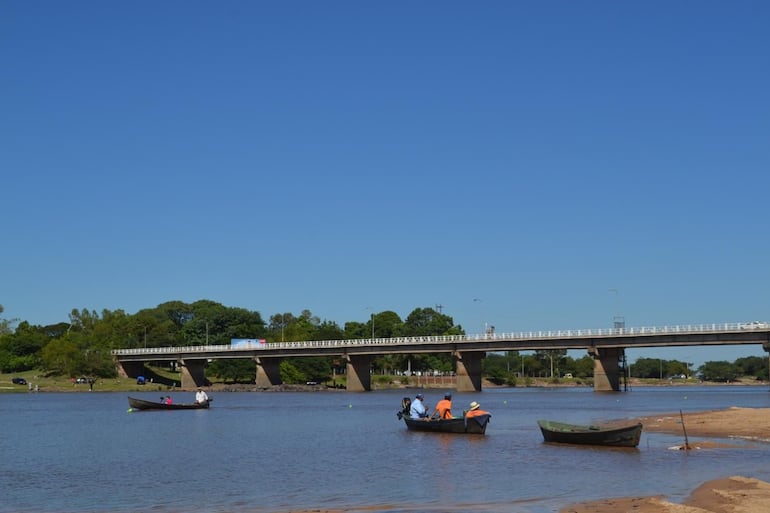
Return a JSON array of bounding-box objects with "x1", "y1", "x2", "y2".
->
[
  {"x1": 128, "y1": 396, "x2": 210, "y2": 411},
  {"x1": 537, "y1": 419, "x2": 642, "y2": 447}
]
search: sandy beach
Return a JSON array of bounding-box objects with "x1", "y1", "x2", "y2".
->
[{"x1": 560, "y1": 407, "x2": 770, "y2": 513}]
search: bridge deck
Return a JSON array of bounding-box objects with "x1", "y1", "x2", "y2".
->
[{"x1": 113, "y1": 322, "x2": 770, "y2": 361}]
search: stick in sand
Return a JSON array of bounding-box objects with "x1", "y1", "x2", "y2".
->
[{"x1": 679, "y1": 409, "x2": 691, "y2": 450}]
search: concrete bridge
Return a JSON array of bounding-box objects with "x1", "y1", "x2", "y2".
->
[{"x1": 111, "y1": 321, "x2": 770, "y2": 392}]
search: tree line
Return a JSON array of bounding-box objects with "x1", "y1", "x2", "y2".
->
[
  {"x1": 1, "y1": 302, "x2": 766, "y2": 384},
  {"x1": 0, "y1": 300, "x2": 466, "y2": 382}
]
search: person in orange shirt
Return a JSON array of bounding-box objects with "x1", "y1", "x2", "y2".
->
[
  {"x1": 432, "y1": 393, "x2": 453, "y2": 419},
  {"x1": 465, "y1": 401, "x2": 489, "y2": 418}
]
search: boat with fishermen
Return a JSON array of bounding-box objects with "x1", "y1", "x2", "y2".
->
[
  {"x1": 537, "y1": 419, "x2": 642, "y2": 447},
  {"x1": 127, "y1": 396, "x2": 210, "y2": 411},
  {"x1": 396, "y1": 397, "x2": 491, "y2": 434}
]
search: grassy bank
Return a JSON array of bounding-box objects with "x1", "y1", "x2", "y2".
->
[{"x1": 0, "y1": 370, "x2": 181, "y2": 393}]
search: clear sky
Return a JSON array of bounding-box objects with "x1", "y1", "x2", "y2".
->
[{"x1": 2, "y1": 2, "x2": 769, "y2": 368}]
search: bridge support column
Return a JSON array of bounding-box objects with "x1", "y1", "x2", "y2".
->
[
  {"x1": 345, "y1": 355, "x2": 372, "y2": 392},
  {"x1": 255, "y1": 357, "x2": 283, "y2": 387},
  {"x1": 115, "y1": 360, "x2": 145, "y2": 379},
  {"x1": 590, "y1": 348, "x2": 623, "y2": 392},
  {"x1": 455, "y1": 351, "x2": 484, "y2": 392},
  {"x1": 179, "y1": 359, "x2": 207, "y2": 389},
  {"x1": 764, "y1": 343, "x2": 770, "y2": 388}
]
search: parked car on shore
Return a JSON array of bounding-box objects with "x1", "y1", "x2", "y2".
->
[{"x1": 12, "y1": 377, "x2": 27, "y2": 385}]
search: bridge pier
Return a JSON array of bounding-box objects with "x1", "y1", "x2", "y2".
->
[
  {"x1": 455, "y1": 351, "x2": 484, "y2": 392},
  {"x1": 178, "y1": 358, "x2": 207, "y2": 389},
  {"x1": 590, "y1": 347, "x2": 623, "y2": 392},
  {"x1": 255, "y1": 357, "x2": 283, "y2": 387},
  {"x1": 345, "y1": 354, "x2": 372, "y2": 392}
]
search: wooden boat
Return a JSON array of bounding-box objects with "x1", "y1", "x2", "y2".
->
[
  {"x1": 537, "y1": 419, "x2": 642, "y2": 447},
  {"x1": 396, "y1": 398, "x2": 490, "y2": 434},
  {"x1": 128, "y1": 396, "x2": 210, "y2": 411},
  {"x1": 400, "y1": 414, "x2": 491, "y2": 434}
]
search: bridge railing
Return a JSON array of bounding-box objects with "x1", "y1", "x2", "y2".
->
[{"x1": 111, "y1": 322, "x2": 760, "y2": 355}]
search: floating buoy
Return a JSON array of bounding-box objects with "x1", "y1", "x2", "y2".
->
[{"x1": 127, "y1": 408, "x2": 133, "y2": 413}]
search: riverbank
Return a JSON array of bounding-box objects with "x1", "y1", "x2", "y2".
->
[
  {"x1": 560, "y1": 407, "x2": 770, "y2": 513},
  {"x1": 2, "y1": 370, "x2": 768, "y2": 393},
  {"x1": 275, "y1": 475, "x2": 770, "y2": 513},
  {"x1": 560, "y1": 475, "x2": 770, "y2": 513}
]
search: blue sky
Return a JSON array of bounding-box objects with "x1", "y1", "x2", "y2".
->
[{"x1": 2, "y1": 2, "x2": 769, "y2": 368}]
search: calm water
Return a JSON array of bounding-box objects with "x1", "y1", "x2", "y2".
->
[{"x1": 1, "y1": 386, "x2": 769, "y2": 513}]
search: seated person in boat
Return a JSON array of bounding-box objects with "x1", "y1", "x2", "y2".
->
[
  {"x1": 164, "y1": 396, "x2": 173, "y2": 405},
  {"x1": 431, "y1": 393, "x2": 453, "y2": 419},
  {"x1": 465, "y1": 401, "x2": 489, "y2": 418},
  {"x1": 195, "y1": 387, "x2": 209, "y2": 404},
  {"x1": 410, "y1": 393, "x2": 428, "y2": 419}
]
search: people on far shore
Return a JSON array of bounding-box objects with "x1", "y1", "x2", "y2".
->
[
  {"x1": 432, "y1": 393, "x2": 453, "y2": 419},
  {"x1": 195, "y1": 387, "x2": 209, "y2": 404},
  {"x1": 410, "y1": 393, "x2": 428, "y2": 419},
  {"x1": 465, "y1": 401, "x2": 489, "y2": 418}
]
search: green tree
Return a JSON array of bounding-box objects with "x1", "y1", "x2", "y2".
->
[
  {"x1": 573, "y1": 355, "x2": 594, "y2": 379},
  {"x1": 0, "y1": 321, "x2": 49, "y2": 372},
  {"x1": 483, "y1": 352, "x2": 518, "y2": 385},
  {"x1": 266, "y1": 310, "x2": 340, "y2": 343},
  {"x1": 314, "y1": 320, "x2": 345, "y2": 341},
  {"x1": 268, "y1": 312, "x2": 295, "y2": 342},
  {"x1": 400, "y1": 307, "x2": 462, "y2": 374},
  {"x1": 402, "y1": 307, "x2": 460, "y2": 336},
  {"x1": 699, "y1": 360, "x2": 740, "y2": 382},
  {"x1": 632, "y1": 357, "x2": 663, "y2": 378},
  {"x1": 0, "y1": 304, "x2": 19, "y2": 336},
  {"x1": 520, "y1": 353, "x2": 544, "y2": 377},
  {"x1": 535, "y1": 349, "x2": 567, "y2": 378},
  {"x1": 370, "y1": 310, "x2": 404, "y2": 339},
  {"x1": 288, "y1": 356, "x2": 332, "y2": 382},
  {"x1": 735, "y1": 356, "x2": 768, "y2": 380},
  {"x1": 279, "y1": 359, "x2": 305, "y2": 384},
  {"x1": 208, "y1": 359, "x2": 255, "y2": 383},
  {"x1": 41, "y1": 334, "x2": 83, "y2": 376}
]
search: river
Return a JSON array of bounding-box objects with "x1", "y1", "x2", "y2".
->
[{"x1": 1, "y1": 386, "x2": 769, "y2": 513}]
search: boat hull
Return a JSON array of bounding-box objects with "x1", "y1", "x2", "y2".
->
[
  {"x1": 401, "y1": 414, "x2": 490, "y2": 434},
  {"x1": 128, "y1": 397, "x2": 210, "y2": 411},
  {"x1": 537, "y1": 420, "x2": 642, "y2": 447}
]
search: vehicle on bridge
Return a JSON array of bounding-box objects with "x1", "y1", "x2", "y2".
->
[{"x1": 740, "y1": 321, "x2": 769, "y2": 329}]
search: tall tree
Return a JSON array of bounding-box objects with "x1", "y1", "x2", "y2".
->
[
  {"x1": 535, "y1": 349, "x2": 567, "y2": 378},
  {"x1": 0, "y1": 304, "x2": 18, "y2": 335}
]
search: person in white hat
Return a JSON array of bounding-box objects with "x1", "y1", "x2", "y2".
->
[{"x1": 465, "y1": 401, "x2": 489, "y2": 418}]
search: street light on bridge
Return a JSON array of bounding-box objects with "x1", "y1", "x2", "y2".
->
[
  {"x1": 473, "y1": 298, "x2": 485, "y2": 335},
  {"x1": 608, "y1": 289, "x2": 625, "y2": 329},
  {"x1": 366, "y1": 307, "x2": 375, "y2": 338}
]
